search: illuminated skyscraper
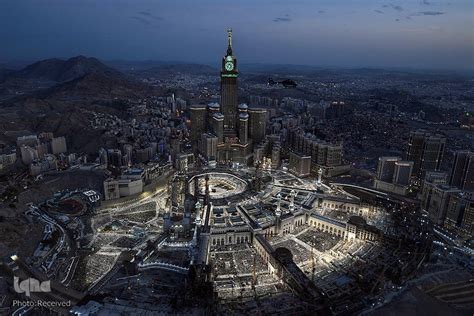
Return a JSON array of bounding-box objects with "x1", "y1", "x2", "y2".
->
[
  {"x1": 376, "y1": 157, "x2": 400, "y2": 182},
  {"x1": 210, "y1": 113, "x2": 224, "y2": 143},
  {"x1": 190, "y1": 105, "x2": 207, "y2": 143},
  {"x1": 393, "y1": 161, "x2": 413, "y2": 186},
  {"x1": 248, "y1": 108, "x2": 267, "y2": 145},
  {"x1": 449, "y1": 151, "x2": 474, "y2": 191},
  {"x1": 406, "y1": 131, "x2": 445, "y2": 178},
  {"x1": 189, "y1": 29, "x2": 268, "y2": 164},
  {"x1": 220, "y1": 29, "x2": 238, "y2": 130}
]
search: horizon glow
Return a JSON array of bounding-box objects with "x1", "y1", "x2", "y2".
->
[{"x1": 0, "y1": 0, "x2": 473, "y2": 69}]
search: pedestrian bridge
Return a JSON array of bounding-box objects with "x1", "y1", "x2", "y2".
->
[{"x1": 138, "y1": 261, "x2": 189, "y2": 274}]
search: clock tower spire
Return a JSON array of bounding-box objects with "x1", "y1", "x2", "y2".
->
[{"x1": 227, "y1": 28, "x2": 233, "y2": 56}]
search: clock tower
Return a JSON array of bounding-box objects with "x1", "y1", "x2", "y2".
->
[{"x1": 220, "y1": 28, "x2": 238, "y2": 130}]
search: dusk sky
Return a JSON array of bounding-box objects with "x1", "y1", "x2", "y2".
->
[{"x1": 1, "y1": 0, "x2": 473, "y2": 69}]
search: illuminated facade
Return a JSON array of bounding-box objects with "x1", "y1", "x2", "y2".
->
[{"x1": 190, "y1": 29, "x2": 267, "y2": 164}]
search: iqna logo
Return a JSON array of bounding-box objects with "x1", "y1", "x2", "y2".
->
[{"x1": 13, "y1": 277, "x2": 51, "y2": 297}]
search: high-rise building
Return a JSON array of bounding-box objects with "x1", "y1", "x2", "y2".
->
[
  {"x1": 190, "y1": 105, "x2": 207, "y2": 143},
  {"x1": 377, "y1": 157, "x2": 413, "y2": 185},
  {"x1": 393, "y1": 161, "x2": 413, "y2": 185},
  {"x1": 248, "y1": 108, "x2": 267, "y2": 145},
  {"x1": 20, "y1": 145, "x2": 38, "y2": 165},
  {"x1": 376, "y1": 157, "x2": 400, "y2": 182},
  {"x1": 189, "y1": 29, "x2": 267, "y2": 164},
  {"x1": 444, "y1": 192, "x2": 474, "y2": 235},
  {"x1": 107, "y1": 149, "x2": 123, "y2": 168},
  {"x1": 210, "y1": 113, "x2": 224, "y2": 143},
  {"x1": 374, "y1": 157, "x2": 413, "y2": 195},
  {"x1": 200, "y1": 134, "x2": 218, "y2": 160},
  {"x1": 271, "y1": 142, "x2": 281, "y2": 169},
  {"x1": 289, "y1": 152, "x2": 311, "y2": 177},
  {"x1": 377, "y1": 157, "x2": 400, "y2": 182},
  {"x1": 36, "y1": 143, "x2": 49, "y2": 158},
  {"x1": 449, "y1": 151, "x2": 474, "y2": 191},
  {"x1": 406, "y1": 130, "x2": 445, "y2": 178},
  {"x1": 287, "y1": 128, "x2": 348, "y2": 177},
  {"x1": 220, "y1": 29, "x2": 238, "y2": 130},
  {"x1": 238, "y1": 113, "x2": 249, "y2": 145},
  {"x1": 51, "y1": 136, "x2": 67, "y2": 154},
  {"x1": 421, "y1": 183, "x2": 460, "y2": 225}
]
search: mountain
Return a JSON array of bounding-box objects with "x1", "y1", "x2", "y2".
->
[
  {"x1": 0, "y1": 56, "x2": 163, "y2": 153},
  {"x1": 7, "y1": 56, "x2": 123, "y2": 83},
  {"x1": 37, "y1": 72, "x2": 158, "y2": 101},
  {"x1": 0, "y1": 71, "x2": 158, "y2": 153},
  {"x1": 0, "y1": 56, "x2": 135, "y2": 101}
]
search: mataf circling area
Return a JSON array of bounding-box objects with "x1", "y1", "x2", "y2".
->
[{"x1": 188, "y1": 172, "x2": 248, "y2": 200}]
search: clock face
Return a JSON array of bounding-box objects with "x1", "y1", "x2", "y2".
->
[{"x1": 225, "y1": 61, "x2": 234, "y2": 71}]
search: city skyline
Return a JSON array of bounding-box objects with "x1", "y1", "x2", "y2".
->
[
  {"x1": 1, "y1": 0, "x2": 473, "y2": 70},
  {"x1": 0, "y1": 2, "x2": 473, "y2": 315}
]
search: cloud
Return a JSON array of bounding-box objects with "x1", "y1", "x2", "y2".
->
[
  {"x1": 391, "y1": 4, "x2": 404, "y2": 11},
  {"x1": 374, "y1": 10, "x2": 384, "y2": 14},
  {"x1": 273, "y1": 17, "x2": 291, "y2": 22},
  {"x1": 411, "y1": 11, "x2": 445, "y2": 16},
  {"x1": 318, "y1": 10, "x2": 325, "y2": 14},
  {"x1": 383, "y1": 3, "x2": 404, "y2": 11},
  {"x1": 138, "y1": 11, "x2": 163, "y2": 21},
  {"x1": 273, "y1": 14, "x2": 292, "y2": 22},
  {"x1": 132, "y1": 10, "x2": 164, "y2": 27},
  {"x1": 421, "y1": 0, "x2": 432, "y2": 5}
]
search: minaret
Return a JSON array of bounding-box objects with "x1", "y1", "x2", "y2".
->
[
  {"x1": 204, "y1": 174, "x2": 210, "y2": 207},
  {"x1": 317, "y1": 168, "x2": 323, "y2": 188},
  {"x1": 275, "y1": 193, "x2": 282, "y2": 235},
  {"x1": 220, "y1": 28, "x2": 239, "y2": 131},
  {"x1": 276, "y1": 193, "x2": 282, "y2": 216},
  {"x1": 191, "y1": 199, "x2": 203, "y2": 263},
  {"x1": 289, "y1": 189, "x2": 296, "y2": 213},
  {"x1": 195, "y1": 200, "x2": 202, "y2": 227}
]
